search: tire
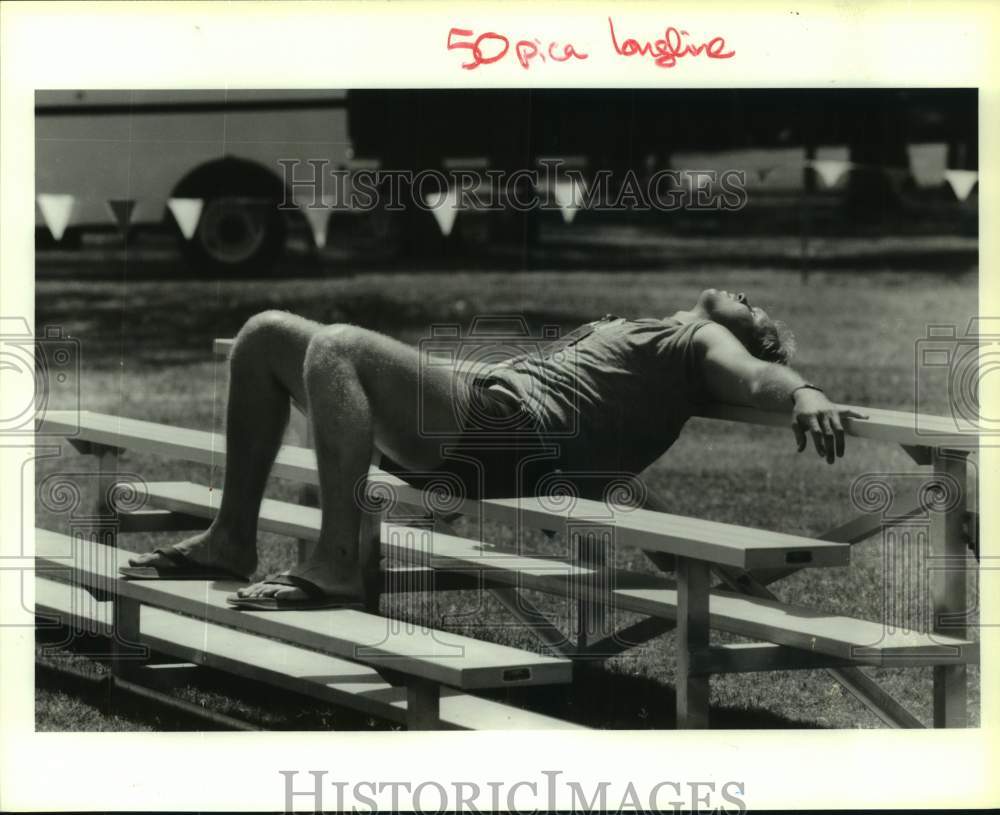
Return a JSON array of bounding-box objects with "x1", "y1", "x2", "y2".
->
[
  {"x1": 180, "y1": 194, "x2": 286, "y2": 276},
  {"x1": 171, "y1": 157, "x2": 288, "y2": 276}
]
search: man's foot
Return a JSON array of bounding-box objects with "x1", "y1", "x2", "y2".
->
[
  {"x1": 124, "y1": 527, "x2": 257, "y2": 580},
  {"x1": 231, "y1": 562, "x2": 364, "y2": 607}
]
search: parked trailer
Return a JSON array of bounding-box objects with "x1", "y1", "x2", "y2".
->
[
  {"x1": 35, "y1": 90, "x2": 350, "y2": 273},
  {"x1": 36, "y1": 88, "x2": 976, "y2": 273}
]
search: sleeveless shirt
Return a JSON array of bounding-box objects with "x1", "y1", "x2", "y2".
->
[{"x1": 480, "y1": 315, "x2": 712, "y2": 476}]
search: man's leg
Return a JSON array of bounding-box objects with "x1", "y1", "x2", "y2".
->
[
  {"x1": 233, "y1": 322, "x2": 467, "y2": 602},
  {"x1": 127, "y1": 310, "x2": 322, "y2": 576}
]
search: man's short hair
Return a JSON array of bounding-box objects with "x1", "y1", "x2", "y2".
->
[{"x1": 748, "y1": 313, "x2": 796, "y2": 365}]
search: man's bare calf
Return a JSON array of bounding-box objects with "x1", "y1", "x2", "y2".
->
[{"x1": 127, "y1": 309, "x2": 465, "y2": 605}]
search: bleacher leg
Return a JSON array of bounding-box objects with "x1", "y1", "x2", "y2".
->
[
  {"x1": 66, "y1": 440, "x2": 125, "y2": 601},
  {"x1": 572, "y1": 526, "x2": 610, "y2": 650},
  {"x1": 931, "y1": 448, "x2": 969, "y2": 728},
  {"x1": 93, "y1": 445, "x2": 124, "y2": 528},
  {"x1": 110, "y1": 595, "x2": 147, "y2": 682},
  {"x1": 405, "y1": 678, "x2": 441, "y2": 730},
  {"x1": 676, "y1": 556, "x2": 711, "y2": 729}
]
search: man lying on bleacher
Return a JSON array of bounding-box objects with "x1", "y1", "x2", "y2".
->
[{"x1": 121, "y1": 288, "x2": 864, "y2": 610}]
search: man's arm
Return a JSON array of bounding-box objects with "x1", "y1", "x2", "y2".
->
[{"x1": 693, "y1": 322, "x2": 866, "y2": 463}]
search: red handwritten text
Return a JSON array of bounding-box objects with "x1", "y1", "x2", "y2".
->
[
  {"x1": 447, "y1": 27, "x2": 588, "y2": 70},
  {"x1": 607, "y1": 17, "x2": 735, "y2": 68}
]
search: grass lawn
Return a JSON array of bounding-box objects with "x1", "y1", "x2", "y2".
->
[{"x1": 34, "y1": 262, "x2": 980, "y2": 730}]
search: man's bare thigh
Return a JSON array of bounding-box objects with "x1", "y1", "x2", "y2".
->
[{"x1": 324, "y1": 326, "x2": 470, "y2": 471}]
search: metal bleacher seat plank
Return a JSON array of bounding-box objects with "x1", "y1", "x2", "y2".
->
[
  {"x1": 137, "y1": 482, "x2": 977, "y2": 668},
  {"x1": 37, "y1": 407, "x2": 851, "y2": 569},
  {"x1": 697, "y1": 403, "x2": 971, "y2": 449},
  {"x1": 34, "y1": 529, "x2": 572, "y2": 691},
  {"x1": 34, "y1": 577, "x2": 582, "y2": 730},
  {"x1": 613, "y1": 583, "x2": 977, "y2": 666},
  {"x1": 477, "y1": 496, "x2": 850, "y2": 569},
  {"x1": 387, "y1": 526, "x2": 976, "y2": 667},
  {"x1": 144, "y1": 480, "x2": 656, "y2": 586}
]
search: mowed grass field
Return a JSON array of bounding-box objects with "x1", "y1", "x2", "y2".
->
[{"x1": 34, "y1": 263, "x2": 980, "y2": 730}]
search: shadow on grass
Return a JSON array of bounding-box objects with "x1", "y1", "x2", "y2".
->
[
  {"x1": 488, "y1": 661, "x2": 826, "y2": 730},
  {"x1": 37, "y1": 626, "x2": 823, "y2": 731},
  {"x1": 35, "y1": 628, "x2": 394, "y2": 732}
]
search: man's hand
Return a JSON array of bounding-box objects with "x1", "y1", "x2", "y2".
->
[
  {"x1": 694, "y1": 322, "x2": 869, "y2": 463},
  {"x1": 791, "y1": 388, "x2": 867, "y2": 464}
]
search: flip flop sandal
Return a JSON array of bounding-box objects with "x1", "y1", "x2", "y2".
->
[
  {"x1": 119, "y1": 546, "x2": 248, "y2": 582},
  {"x1": 225, "y1": 573, "x2": 365, "y2": 611}
]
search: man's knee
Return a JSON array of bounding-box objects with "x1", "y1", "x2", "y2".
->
[
  {"x1": 232, "y1": 309, "x2": 320, "y2": 363},
  {"x1": 234, "y1": 309, "x2": 297, "y2": 351},
  {"x1": 240, "y1": 308, "x2": 299, "y2": 336},
  {"x1": 303, "y1": 323, "x2": 367, "y2": 381}
]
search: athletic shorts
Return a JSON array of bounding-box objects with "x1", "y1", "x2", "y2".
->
[{"x1": 378, "y1": 379, "x2": 559, "y2": 500}]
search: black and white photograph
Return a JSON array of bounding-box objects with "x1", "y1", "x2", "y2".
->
[{"x1": 2, "y1": 3, "x2": 998, "y2": 813}]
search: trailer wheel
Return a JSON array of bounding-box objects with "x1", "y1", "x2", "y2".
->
[
  {"x1": 172, "y1": 158, "x2": 287, "y2": 276},
  {"x1": 184, "y1": 195, "x2": 286, "y2": 275}
]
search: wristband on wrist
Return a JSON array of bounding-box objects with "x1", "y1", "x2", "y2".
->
[{"x1": 790, "y1": 383, "x2": 825, "y2": 405}]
